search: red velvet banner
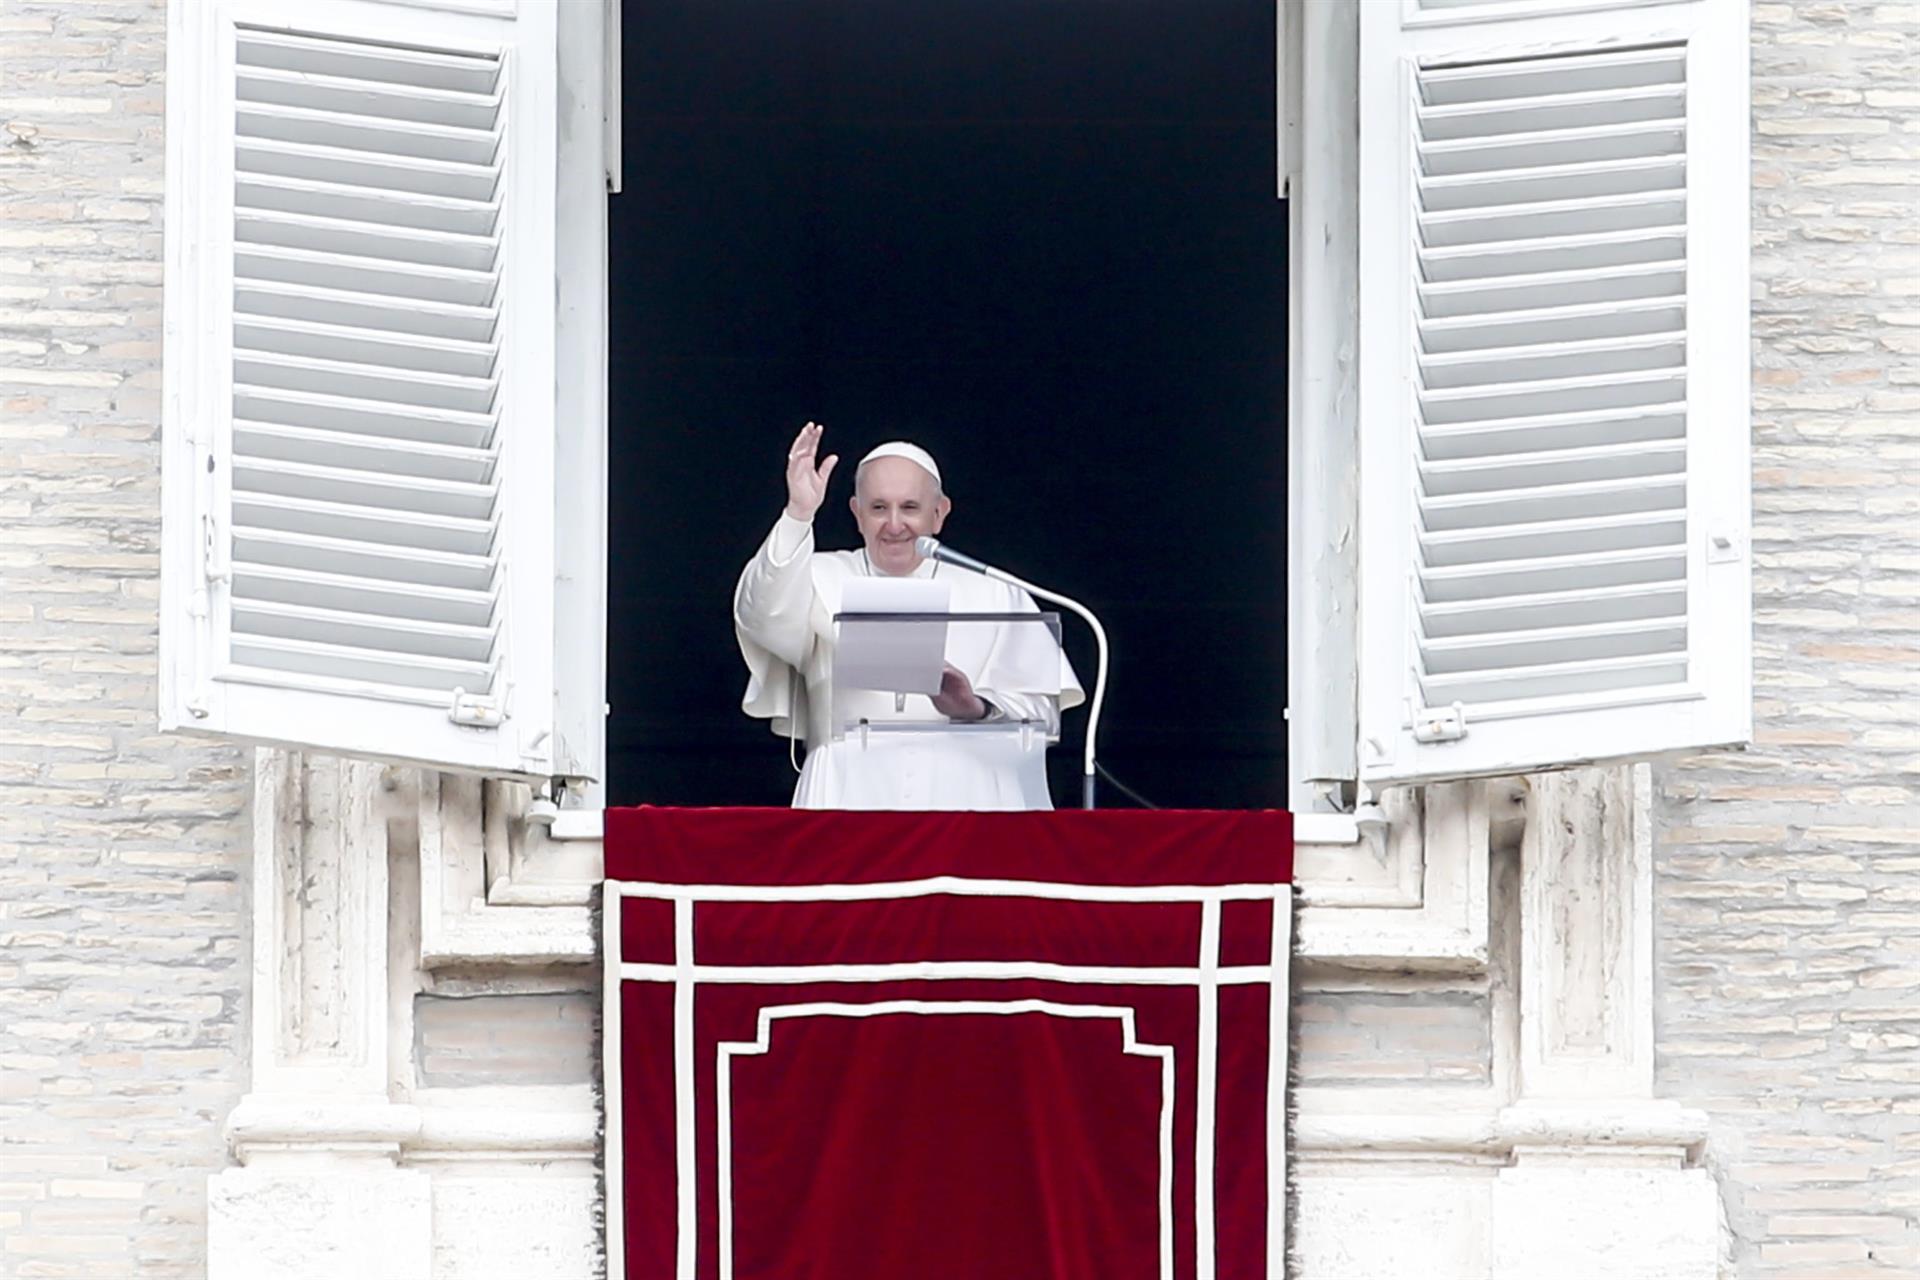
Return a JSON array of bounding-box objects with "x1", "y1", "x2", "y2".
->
[{"x1": 604, "y1": 807, "x2": 1293, "y2": 1280}]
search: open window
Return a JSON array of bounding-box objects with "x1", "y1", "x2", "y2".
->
[
  {"x1": 158, "y1": 0, "x2": 1751, "y2": 809},
  {"x1": 602, "y1": 0, "x2": 1291, "y2": 810}
]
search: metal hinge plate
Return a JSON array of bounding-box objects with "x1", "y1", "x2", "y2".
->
[
  {"x1": 449, "y1": 689, "x2": 504, "y2": 728},
  {"x1": 1411, "y1": 702, "x2": 1467, "y2": 744}
]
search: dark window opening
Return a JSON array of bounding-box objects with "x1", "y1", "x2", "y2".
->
[{"x1": 608, "y1": 0, "x2": 1288, "y2": 807}]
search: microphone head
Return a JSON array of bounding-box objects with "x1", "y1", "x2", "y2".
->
[{"x1": 913, "y1": 535, "x2": 942, "y2": 560}]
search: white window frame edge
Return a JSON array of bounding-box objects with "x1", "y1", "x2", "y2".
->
[
  {"x1": 1286, "y1": 0, "x2": 1361, "y2": 814},
  {"x1": 552, "y1": 0, "x2": 611, "y2": 800}
]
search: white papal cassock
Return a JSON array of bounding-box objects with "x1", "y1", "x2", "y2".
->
[{"x1": 735, "y1": 513, "x2": 1085, "y2": 810}]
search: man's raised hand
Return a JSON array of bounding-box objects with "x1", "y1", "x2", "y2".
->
[{"x1": 784, "y1": 421, "x2": 839, "y2": 522}]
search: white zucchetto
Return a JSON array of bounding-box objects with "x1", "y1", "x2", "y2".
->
[{"x1": 856, "y1": 441, "x2": 942, "y2": 486}]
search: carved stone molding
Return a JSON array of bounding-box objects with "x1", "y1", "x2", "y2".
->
[
  {"x1": 233, "y1": 749, "x2": 401, "y2": 1145},
  {"x1": 416, "y1": 772, "x2": 594, "y2": 967},
  {"x1": 1513, "y1": 764, "x2": 1654, "y2": 1102},
  {"x1": 1296, "y1": 781, "x2": 1495, "y2": 970}
]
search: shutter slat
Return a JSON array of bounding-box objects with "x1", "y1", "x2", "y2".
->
[
  {"x1": 1421, "y1": 581, "x2": 1687, "y2": 638},
  {"x1": 1421, "y1": 545, "x2": 1686, "y2": 604},
  {"x1": 235, "y1": 245, "x2": 498, "y2": 309},
  {"x1": 232, "y1": 493, "x2": 495, "y2": 557},
  {"x1": 237, "y1": 210, "x2": 500, "y2": 272},
  {"x1": 235, "y1": 315, "x2": 497, "y2": 377},
  {"x1": 1418, "y1": 48, "x2": 1685, "y2": 106},
  {"x1": 234, "y1": 386, "x2": 495, "y2": 450},
  {"x1": 1422, "y1": 120, "x2": 1686, "y2": 177},
  {"x1": 238, "y1": 102, "x2": 502, "y2": 167},
  {"x1": 236, "y1": 174, "x2": 500, "y2": 236},
  {"x1": 237, "y1": 66, "x2": 502, "y2": 131},
  {"x1": 1420, "y1": 473, "x2": 1685, "y2": 532},
  {"x1": 1420, "y1": 510, "x2": 1687, "y2": 568},
  {"x1": 230, "y1": 528, "x2": 496, "y2": 594},
  {"x1": 232, "y1": 599, "x2": 496, "y2": 662},
  {"x1": 1420, "y1": 331, "x2": 1685, "y2": 389},
  {"x1": 1420, "y1": 368, "x2": 1686, "y2": 425},
  {"x1": 1421, "y1": 226, "x2": 1686, "y2": 283},
  {"x1": 232, "y1": 456, "x2": 498, "y2": 521},
  {"x1": 1421, "y1": 260, "x2": 1685, "y2": 318},
  {"x1": 230, "y1": 635, "x2": 495, "y2": 695},
  {"x1": 1419, "y1": 189, "x2": 1685, "y2": 246},
  {"x1": 1420, "y1": 154, "x2": 1686, "y2": 213},
  {"x1": 233, "y1": 280, "x2": 497, "y2": 343},
  {"x1": 1420, "y1": 438, "x2": 1686, "y2": 493},
  {"x1": 237, "y1": 29, "x2": 502, "y2": 95},
  {"x1": 1421, "y1": 403, "x2": 1686, "y2": 460},
  {"x1": 1418, "y1": 654, "x2": 1690, "y2": 707},
  {"x1": 1420, "y1": 298, "x2": 1684, "y2": 352},
  {"x1": 236, "y1": 138, "x2": 502, "y2": 203},
  {"x1": 1420, "y1": 616, "x2": 1686, "y2": 676},
  {"x1": 1419, "y1": 86, "x2": 1685, "y2": 141},
  {"x1": 233, "y1": 351, "x2": 496, "y2": 414},
  {"x1": 234, "y1": 420, "x2": 496, "y2": 483},
  {"x1": 232, "y1": 562, "x2": 496, "y2": 628}
]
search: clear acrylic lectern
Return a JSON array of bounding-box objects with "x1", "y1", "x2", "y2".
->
[{"x1": 825, "y1": 609, "x2": 1067, "y2": 810}]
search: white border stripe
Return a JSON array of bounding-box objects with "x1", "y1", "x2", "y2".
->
[
  {"x1": 603, "y1": 881, "x2": 627, "y2": 1280},
  {"x1": 1195, "y1": 900, "x2": 1221, "y2": 1280},
  {"x1": 673, "y1": 899, "x2": 695, "y2": 1280},
  {"x1": 611, "y1": 877, "x2": 1283, "y2": 903},
  {"x1": 714, "y1": 1000, "x2": 1176, "y2": 1280},
  {"x1": 1267, "y1": 894, "x2": 1293, "y2": 1279},
  {"x1": 620, "y1": 961, "x2": 1280, "y2": 985}
]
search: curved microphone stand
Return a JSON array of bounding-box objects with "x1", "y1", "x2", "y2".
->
[{"x1": 915, "y1": 536, "x2": 1109, "y2": 808}]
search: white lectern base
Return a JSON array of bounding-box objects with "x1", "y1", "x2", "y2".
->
[{"x1": 793, "y1": 723, "x2": 1053, "y2": 811}]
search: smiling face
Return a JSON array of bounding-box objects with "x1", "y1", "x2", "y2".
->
[{"x1": 850, "y1": 455, "x2": 951, "y2": 576}]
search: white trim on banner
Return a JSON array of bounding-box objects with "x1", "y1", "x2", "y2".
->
[
  {"x1": 612, "y1": 877, "x2": 1285, "y2": 903},
  {"x1": 714, "y1": 1000, "x2": 1177, "y2": 1280}
]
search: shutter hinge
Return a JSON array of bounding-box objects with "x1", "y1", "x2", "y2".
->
[
  {"x1": 1411, "y1": 701, "x2": 1468, "y2": 744},
  {"x1": 201, "y1": 513, "x2": 229, "y2": 587},
  {"x1": 448, "y1": 688, "x2": 505, "y2": 728}
]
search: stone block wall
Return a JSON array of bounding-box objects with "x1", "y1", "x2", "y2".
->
[
  {"x1": 0, "y1": 2, "x2": 254, "y2": 1276},
  {"x1": 1654, "y1": 3, "x2": 1920, "y2": 1276},
  {"x1": 412, "y1": 991, "x2": 597, "y2": 1090},
  {"x1": 1292, "y1": 984, "x2": 1493, "y2": 1088}
]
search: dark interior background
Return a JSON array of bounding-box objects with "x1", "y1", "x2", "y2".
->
[{"x1": 608, "y1": 0, "x2": 1287, "y2": 807}]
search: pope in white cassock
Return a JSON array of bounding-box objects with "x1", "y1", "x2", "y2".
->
[{"x1": 735, "y1": 423, "x2": 1085, "y2": 810}]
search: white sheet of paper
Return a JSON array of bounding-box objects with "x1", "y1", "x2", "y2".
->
[{"x1": 833, "y1": 577, "x2": 952, "y2": 694}]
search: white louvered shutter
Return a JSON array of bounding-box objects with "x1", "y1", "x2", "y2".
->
[
  {"x1": 161, "y1": 0, "x2": 565, "y2": 777},
  {"x1": 1356, "y1": 0, "x2": 1750, "y2": 785}
]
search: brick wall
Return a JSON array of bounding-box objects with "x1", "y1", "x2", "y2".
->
[
  {"x1": 1653, "y1": 3, "x2": 1920, "y2": 1276},
  {"x1": 0, "y1": 2, "x2": 253, "y2": 1276}
]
